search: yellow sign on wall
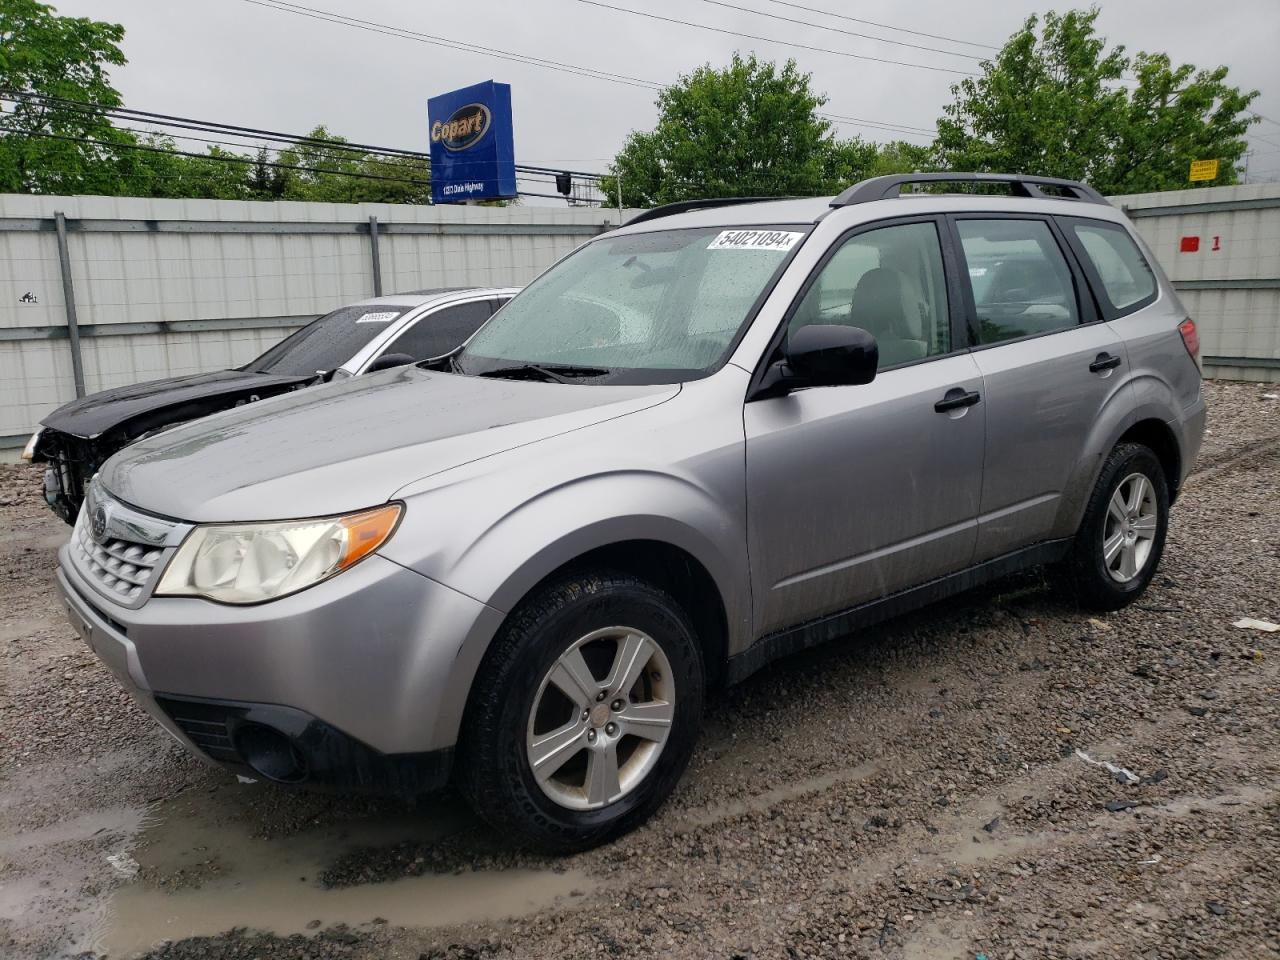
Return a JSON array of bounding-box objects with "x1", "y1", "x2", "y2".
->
[{"x1": 1189, "y1": 159, "x2": 1219, "y2": 182}]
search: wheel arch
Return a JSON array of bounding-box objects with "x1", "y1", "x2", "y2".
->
[
  {"x1": 420, "y1": 503, "x2": 749, "y2": 752},
  {"x1": 1053, "y1": 376, "x2": 1187, "y2": 537}
]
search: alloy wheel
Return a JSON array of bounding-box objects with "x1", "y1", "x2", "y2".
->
[
  {"x1": 1103, "y1": 472, "x2": 1159, "y2": 583},
  {"x1": 526, "y1": 626, "x2": 674, "y2": 811}
]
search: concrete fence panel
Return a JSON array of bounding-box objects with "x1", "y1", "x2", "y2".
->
[{"x1": 0, "y1": 193, "x2": 627, "y2": 444}]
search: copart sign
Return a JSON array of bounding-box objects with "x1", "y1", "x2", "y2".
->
[{"x1": 427, "y1": 81, "x2": 517, "y2": 204}]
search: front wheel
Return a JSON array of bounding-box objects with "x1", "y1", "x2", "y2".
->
[
  {"x1": 1063, "y1": 442, "x2": 1169, "y2": 611},
  {"x1": 458, "y1": 571, "x2": 704, "y2": 852}
]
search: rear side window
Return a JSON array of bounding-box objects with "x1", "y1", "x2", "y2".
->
[
  {"x1": 385, "y1": 300, "x2": 496, "y2": 361},
  {"x1": 956, "y1": 219, "x2": 1079, "y2": 346},
  {"x1": 1069, "y1": 221, "x2": 1157, "y2": 313}
]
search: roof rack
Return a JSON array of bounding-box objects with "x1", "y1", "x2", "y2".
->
[
  {"x1": 831, "y1": 173, "x2": 1107, "y2": 207},
  {"x1": 622, "y1": 196, "x2": 795, "y2": 227}
]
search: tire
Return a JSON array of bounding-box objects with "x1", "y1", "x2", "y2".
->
[
  {"x1": 1062, "y1": 442, "x2": 1169, "y2": 611},
  {"x1": 458, "y1": 570, "x2": 704, "y2": 852}
]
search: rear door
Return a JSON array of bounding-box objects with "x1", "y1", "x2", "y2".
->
[
  {"x1": 950, "y1": 215, "x2": 1128, "y2": 561},
  {"x1": 744, "y1": 217, "x2": 985, "y2": 637}
]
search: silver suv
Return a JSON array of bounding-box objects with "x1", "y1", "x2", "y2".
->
[{"x1": 57, "y1": 173, "x2": 1205, "y2": 850}]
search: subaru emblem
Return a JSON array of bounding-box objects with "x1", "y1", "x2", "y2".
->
[{"x1": 91, "y1": 503, "x2": 108, "y2": 542}]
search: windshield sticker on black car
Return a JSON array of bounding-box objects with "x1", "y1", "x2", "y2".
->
[
  {"x1": 356, "y1": 311, "x2": 399, "y2": 324},
  {"x1": 707, "y1": 230, "x2": 803, "y2": 252}
]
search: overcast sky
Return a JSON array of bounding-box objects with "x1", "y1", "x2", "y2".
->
[{"x1": 54, "y1": 0, "x2": 1280, "y2": 197}]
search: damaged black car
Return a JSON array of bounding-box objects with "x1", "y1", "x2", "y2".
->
[{"x1": 24, "y1": 287, "x2": 515, "y2": 522}]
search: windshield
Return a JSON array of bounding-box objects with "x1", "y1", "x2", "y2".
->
[
  {"x1": 457, "y1": 225, "x2": 808, "y2": 384},
  {"x1": 246, "y1": 305, "x2": 412, "y2": 376}
]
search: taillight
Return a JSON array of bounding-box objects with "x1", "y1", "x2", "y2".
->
[{"x1": 1178, "y1": 318, "x2": 1202, "y2": 371}]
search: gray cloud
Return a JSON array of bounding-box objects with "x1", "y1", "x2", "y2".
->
[{"x1": 53, "y1": 0, "x2": 1280, "y2": 188}]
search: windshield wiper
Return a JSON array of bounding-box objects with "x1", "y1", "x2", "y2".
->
[{"x1": 476, "y1": 363, "x2": 609, "y2": 383}]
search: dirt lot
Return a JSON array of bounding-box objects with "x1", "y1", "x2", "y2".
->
[{"x1": 1, "y1": 380, "x2": 1277, "y2": 960}]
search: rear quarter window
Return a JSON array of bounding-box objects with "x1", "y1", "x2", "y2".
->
[{"x1": 1068, "y1": 220, "x2": 1157, "y2": 315}]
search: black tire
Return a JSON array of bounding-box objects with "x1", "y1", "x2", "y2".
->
[
  {"x1": 1062, "y1": 442, "x2": 1169, "y2": 611},
  {"x1": 458, "y1": 570, "x2": 704, "y2": 852}
]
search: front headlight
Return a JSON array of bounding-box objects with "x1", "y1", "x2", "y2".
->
[
  {"x1": 21, "y1": 428, "x2": 42, "y2": 461},
  {"x1": 155, "y1": 503, "x2": 402, "y2": 604}
]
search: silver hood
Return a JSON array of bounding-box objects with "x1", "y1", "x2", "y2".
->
[{"x1": 98, "y1": 366, "x2": 678, "y2": 522}]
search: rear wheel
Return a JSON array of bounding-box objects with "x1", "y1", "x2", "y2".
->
[
  {"x1": 459, "y1": 571, "x2": 704, "y2": 852},
  {"x1": 1063, "y1": 442, "x2": 1169, "y2": 611}
]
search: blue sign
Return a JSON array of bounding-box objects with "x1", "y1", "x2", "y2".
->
[{"x1": 428, "y1": 81, "x2": 516, "y2": 204}]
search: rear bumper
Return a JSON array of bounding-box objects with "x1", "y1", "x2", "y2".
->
[{"x1": 1172, "y1": 392, "x2": 1207, "y2": 494}]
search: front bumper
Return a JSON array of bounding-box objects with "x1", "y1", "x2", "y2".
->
[{"x1": 57, "y1": 544, "x2": 504, "y2": 794}]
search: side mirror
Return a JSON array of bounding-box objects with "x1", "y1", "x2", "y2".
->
[
  {"x1": 753, "y1": 324, "x2": 878, "y2": 399},
  {"x1": 365, "y1": 352, "x2": 416, "y2": 374}
]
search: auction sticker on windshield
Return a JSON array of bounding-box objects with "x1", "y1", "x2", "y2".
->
[
  {"x1": 707, "y1": 230, "x2": 803, "y2": 251},
  {"x1": 355, "y1": 312, "x2": 400, "y2": 324}
]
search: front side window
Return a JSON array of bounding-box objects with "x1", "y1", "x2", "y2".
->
[
  {"x1": 1070, "y1": 221, "x2": 1157, "y2": 312},
  {"x1": 957, "y1": 219, "x2": 1079, "y2": 346},
  {"x1": 247, "y1": 305, "x2": 411, "y2": 376},
  {"x1": 788, "y1": 221, "x2": 951, "y2": 368},
  {"x1": 384, "y1": 300, "x2": 495, "y2": 362},
  {"x1": 457, "y1": 226, "x2": 807, "y2": 383}
]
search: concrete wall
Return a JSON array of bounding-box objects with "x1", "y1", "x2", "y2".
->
[
  {"x1": 1111, "y1": 183, "x2": 1280, "y2": 383},
  {"x1": 0, "y1": 194, "x2": 629, "y2": 443}
]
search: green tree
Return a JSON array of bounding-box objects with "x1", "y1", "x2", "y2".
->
[
  {"x1": 935, "y1": 8, "x2": 1257, "y2": 193},
  {"x1": 271, "y1": 126, "x2": 431, "y2": 203},
  {"x1": 248, "y1": 145, "x2": 286, "y2": 199},
  {"x1": 867, "y1": 140, "x2": 934, "y2": 178},
  {"x1": 602, "y1": 53, "x2": 884, "y2": 206},
  {"x1": 0, "y1": 0, "x2": 129, "y2": 194}
]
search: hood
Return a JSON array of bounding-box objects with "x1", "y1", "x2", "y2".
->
[
  {"x1": 99, "y1": 366, "x2": 678, "y2": 522},
  {"x1": 40, "y1": 369, "x2": 314, "y2": 439}
]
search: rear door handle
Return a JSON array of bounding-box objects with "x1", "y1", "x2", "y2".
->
[
  {"x1": 1089, "y1": 352, "x2": 1123, "y2": 373},
  {"x1": 934, "y1": 388, "x2": 982, "y2": 413}
]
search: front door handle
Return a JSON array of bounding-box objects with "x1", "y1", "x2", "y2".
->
[
  {"x1": 1089, "y1": 352, "x2": 1123, "y2": 373},
  {"x1": 934, "y1": 388, "x2": 982, "y2": 413}
]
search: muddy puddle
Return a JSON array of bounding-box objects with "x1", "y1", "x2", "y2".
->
[{"x1": 87, "y1": 781, "x2": 587, "y2": 958}]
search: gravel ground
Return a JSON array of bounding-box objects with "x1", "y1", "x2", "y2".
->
[{"x1": 1, "y1": 379, "x2": 1277, "y2": 960}]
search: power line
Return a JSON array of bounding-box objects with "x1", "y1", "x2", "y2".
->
[
  {"x1": 821, "y1": 112, "x2": 935, "y2": 136},
  {"x1": 3, "y1": 90, "x2": 613, "y2": 181},
  {"x1": 223, "y1": 2, "x2": 943, "y2": 141},
  {"x1": 18, "y1": 130, "x2": 605, "y2": 202},
  {"x1": 239, "y1": 0, "x2": 663, "y2": 92},
  {"x1": 1245, "y1": 131, "x2": 1280, "y2": 150},
  {"x1": 756, "y1": 0, "x2": 998, "y2": 50},
  {"x1": 22, "y1": 130, "x2": 435, "y2": 185},
  {"x1": 576, "y1": 0, "x2": 981, "y2": 76},
  {"x1": 690, "y1": 0, "x2": 983, "y2": 61}
]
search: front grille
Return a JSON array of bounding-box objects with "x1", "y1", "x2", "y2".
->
[
  {"x1": 155, "y1": 697, "x2": 241, "y2": 762},
  {"x1": 70, "y1": 513, "x2": 164, "y2": 603},
  {"x1": 66, "y1": 483, "x2": 189, "y2": 608}
]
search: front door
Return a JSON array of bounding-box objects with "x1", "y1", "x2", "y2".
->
[{"x1": 744, "y1": 219, "x2": 985, "y2": 638}]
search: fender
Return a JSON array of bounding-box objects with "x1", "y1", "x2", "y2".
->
[
  {"x1": 388, "y1": 466, "x2": 751, "y2": 750},
  {"x1": 1051, "y1": 370, "x2": 1183, "y2": 537}
]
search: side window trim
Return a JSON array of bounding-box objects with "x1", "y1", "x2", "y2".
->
[
  {"x1": 339, "y1": 304, "x2": 430, "y2": 375},
  {"x1": 945, "y1": 212, "x2": 1099, "y2": 353},
  {"x1": 363, "y1": 295, "x2": 497, "y2": 371},
  {"x1": 1055, "y1": 216, "x2": 1160, "y2": 320},
  {"x1": 746, "y1": 214, "x2": 967, "y2": 397}
]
